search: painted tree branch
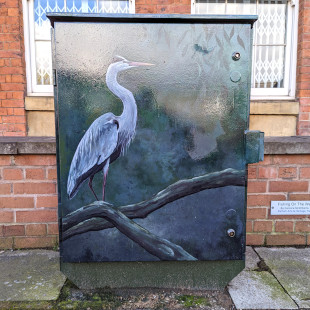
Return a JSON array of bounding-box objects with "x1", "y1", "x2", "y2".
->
[
  {"x1": 62, "y1": 168, "x2": 245, "y2": 240},
  {"x1": 82, "y1": 203, "x2": 197, "y2": 261}
]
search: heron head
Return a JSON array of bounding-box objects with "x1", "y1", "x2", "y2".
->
[{"x1": 111, "y1": 55, "x2": 154, "y2": 72}]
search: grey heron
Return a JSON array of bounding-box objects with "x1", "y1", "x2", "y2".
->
[{"x1": 67, "y1": 56, "x2": 153, "y2": 201}]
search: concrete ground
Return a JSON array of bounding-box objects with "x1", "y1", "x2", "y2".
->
[{"x1": 0, "y1": 247, "x2": 309, "y2": 309}]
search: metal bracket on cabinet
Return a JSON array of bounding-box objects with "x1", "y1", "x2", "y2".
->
[{"x1": 245, "y1": 130, "x2": 264, "y2": 164}]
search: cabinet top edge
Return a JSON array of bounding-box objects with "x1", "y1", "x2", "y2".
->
[{"x1": 47, "y1": 13, "x2": 258, "y2": 28}]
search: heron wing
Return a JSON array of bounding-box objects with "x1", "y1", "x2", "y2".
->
[{"x1": 67, "y1": 113, "x2": 118, "y2": 197}]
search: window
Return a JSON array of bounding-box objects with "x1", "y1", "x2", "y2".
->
[
  {"x1": 23, "y1": 0, "x2": 134, "y2": 95},
  {"x1": 192, "y1": 0, "x2": 298, "y2": 99}
]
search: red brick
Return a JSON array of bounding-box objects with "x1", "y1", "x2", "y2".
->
[
  {"x1": 14, "y1": 155, "x2": 56, "y2": 166},
  {"x1": 0, "y1": 197, "x2": 34, "y2": 209},
  {"x1": 275, "y1": 221, "x2": 294, "y2": 232},
  {"x1": 7, "y1": 8, "x2": 18, "y2": 16},
  {"x1": 2, "y1": 132, "x2": 26, "y2": 137},
  {"x1": 247, "y1": 207, "x2": 267, "y2": 219},
  {"x1": 2, "y1": 168, "x2": 23, "y2": 180},
  {"x1": 246, "y1": 234, "x2": 264, "y2": 246},
  {"x1": 266, "y1": 234, "x2": 306, "y2": 246},
  {"x1": 258, "y1": 167, "x2": 277, "y2": 179},
  {"x1": 136, "y1": 4, "x2": 157, "y2": 13},
  {"x1": 0, "y1": 108, "x2": 8, "y2": 115},
  {"x1": 0, "y1": 83, "x2": 24, "y2": 91},
  {"x1": 259, "y1": 155, "x2": 273, "y2": 165},
  {"x1": 268, "y1": 212, "x2": 308, "y2": 219},
  {"x1": 295, "y1": 221, "x2": 310, "y2": 232},
  {"x1": 247, "y1": 181, "x2": 267, "y2": 193},
  {"x1": 299, "y1": 114, "x2": 310, "y2": 122},
  {"x1": 2, "y1": 116, "x2": 25, "y2": 124},
  {"x1": 47, "y1": 168, "x2": 57, "y2": 180},
  {"x1": 273, "y1": 155, "x2": 310, "y2": 165},
  {"x1": 14, "y1": 124, "x2": 26, "y2": 132},
  {"x1": 289, "y1": 194, "x2": 310, "y2": 200},
  {"x1": 300, "y1": 167, "x2": 310, "y2": 179},
  {"x1": 248, "y1": 166, "x2": 257, "y2": 179},
  {"x1": 0, "y1": 67, "x2": 23, "y2": 75},
  {"x1": 36, "y1": 196, "x2": 58, "y2": 208},
  {"x1": 12, "y1": 92, "x2": 24, "y2": 99},
  {"x1": 0, "y1": 237, "x2": 13, "y2": 249},
  {"x1": 278, "y1": 167, "x2": 297, "y2": 179},
  {"x1": 13, "y1": 108, "x2": 26, "y2": 116},
  {"x1": 11, "y1": 75, "x2": 24, "y2": 83},
  {"x1": 246, "y1": 221, "x2": 253, "y2": 232},
  {"x1": 253, "y1": 220, "x2": 273, "y2": 232},
  {"x1": 0, "y1": 51, "x2": 21, "y2": 58},
  {"x1": 0, "y1": 183, "x2": 11, "y2": 194},
  {"x1": 14, "y1": 236, "x2": 57, "y2": 249},
  {"x1": 247, "y1": 194, "x2": 286, "y2": 206},
  {"x1": 25, "y1": 224, "x2": 47, "y2": 236},
  {"x1": 3, "y1": 132, "x2": 26, "y2": 137},
  {"x1": 3, "y1": 225, "x2": 24, "y2": 236},
  {"x1": 5, "y1": 75, "x2": 12, "y2": 83},
  {"x1": 269, "y1": 181, "x2": 308, "y2": 192},
  {"x1": 5, "y1": 0, "x2": 19, "y2": 7},
  {"x1": 13, "y1": 183, "x2": 56, "y2": 194},
  {"x1": 25, "y1": 168, "x2": 45, "y2": 180},
  {"x1": 1, "y1": 99, "x2": 24, "y2": 107},
  {"x1": 0, "y1": 155, "x2": 11, "y2": 165},
  {"x1": 0, "y1": 211, "x2": 14, "y2": 223},
  {"x1": 16, "y1": 210, "x2": 57, "y2": 223},
  {"x1": 173, "y1": 4, "x2": 191, "y2": 13},
  {"x1": 48, "y1": 223, "x2": 59, "y2": 235}
]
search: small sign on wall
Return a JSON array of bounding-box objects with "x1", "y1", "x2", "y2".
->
[{"x1": 271, "y1": 201, "x2": 310, "y2": 215}]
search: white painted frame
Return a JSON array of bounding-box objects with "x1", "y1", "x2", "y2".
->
[
  {"x1": 23, "y1": 0, "x2": 135, "y2": 96},
  {"x1": 191, "y1": 0, "x2": 299, "y2": 100}
]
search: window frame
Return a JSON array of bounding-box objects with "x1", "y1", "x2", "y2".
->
[
  {"x1": 191, "y1": 0, "x2": 299, "y2": 100},
  {"x1": 23, "y1": 0, "x2": 135, "y2": 96}
]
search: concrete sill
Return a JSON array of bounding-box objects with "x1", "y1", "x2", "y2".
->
[
  {"x1": 0, "y1": 136, "x2": 56, "y2": 154},
  {"x1": 0, "y1": 136, "x2": 309, "y2": 155}
]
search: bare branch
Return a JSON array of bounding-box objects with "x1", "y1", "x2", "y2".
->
[
  {"x1": 62, "y1": 168, "x2": 245, "y2": 240},
  {"x1": 83, "y1": 204, "x2": 197, "y2": 260}
]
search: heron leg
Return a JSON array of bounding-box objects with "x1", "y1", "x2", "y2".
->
[
  {"x1": 102, "y1": 158, "x2": 110, "y2": 201},
  {"x1": 88, "y1": 176, "x2": 99, "y2": 201}
]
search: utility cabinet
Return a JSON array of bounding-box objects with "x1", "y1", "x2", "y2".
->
[{"x1": 49, "y1": 13, "x2": 263, "y2": 289}]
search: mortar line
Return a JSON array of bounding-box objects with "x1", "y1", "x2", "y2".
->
[{"x1": 252, "y1": 247, "x2": 300, "y2": 309}]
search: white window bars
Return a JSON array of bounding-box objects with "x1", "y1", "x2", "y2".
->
[
  {"x1": 23, "y1": 0, "x2": 134, "y2": 95},
  {"x1": 193, "y1": 0, "x2": 298, "y2": 98}
]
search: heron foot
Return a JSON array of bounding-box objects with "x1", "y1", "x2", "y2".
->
[{"x1": 88, "y1": 177, "x2": 99, "y2": 201}]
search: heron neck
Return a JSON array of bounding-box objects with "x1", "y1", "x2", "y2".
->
[{"x1": 106, "y1": 71, "x2": 137, "y2": 130}]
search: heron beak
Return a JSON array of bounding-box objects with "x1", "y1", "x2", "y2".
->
[{"x1": 129, "y1": 61, "x2": 155, "y2": 67}]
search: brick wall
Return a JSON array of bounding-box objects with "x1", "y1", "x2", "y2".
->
[
  {"x1": 297, "y1": 0, "x2": 310, "y2": 135},
  {"x1": 0, "y1": 0, "x2": 27, "y2": 137},
  {"x1": 0, "y1": 152, "x2": 310, "y2": 249},
  {"x1": 247, "y1": 154, "x2": 310, "y2": 246},
  {"x1": 0, "y1": 154, "x2": 58, "y2": 249},
  {"x1": 136, "y1": 0, "x2": 191, "y2": 14}
]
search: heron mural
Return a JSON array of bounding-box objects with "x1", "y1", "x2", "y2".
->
[
  {"x1": 51, "y1": 20, "x2": 259, "y2": 263},
  {"x1": 67, "y1": 56, "x2": 154, "y2": 201}
]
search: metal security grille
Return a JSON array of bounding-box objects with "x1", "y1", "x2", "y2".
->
[
  {"x1": 32, "y1": 0, "x2": 131, "y2": 88},
  {"x1": 195, "y1": 0, "x2": 290, "y2": 92}
]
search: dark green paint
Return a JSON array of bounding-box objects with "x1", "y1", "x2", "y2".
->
[
  {"x1": 51, "y1": 14, "x2": 260, "y2": 288},
  {"x1": 61, "y1": 260, "x2": 245, "y2": 289}
]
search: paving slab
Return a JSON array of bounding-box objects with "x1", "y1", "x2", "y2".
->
[
  {"x1": 0, "y1": 250, "x2": 66, "y2": 301},
  {"x1": 228, "y1": 270, "x2": 298, "y2": 309},
  {"x1": 256, "y1": 247, "x2": 310, "y2": 309},
  {"x1": 245, "y1": 246, "x2": 260, "y2": 271}
]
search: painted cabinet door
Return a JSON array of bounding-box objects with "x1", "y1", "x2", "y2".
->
[{"x1": 52, "y1": 15, "x2": 255, "y2": 263}]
